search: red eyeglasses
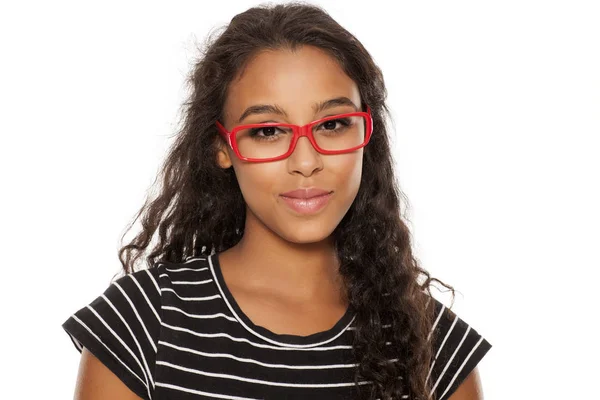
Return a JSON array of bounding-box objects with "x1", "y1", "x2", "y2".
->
[{"x1": 215, "y1": 106, "x2": 373, "y2": 162}]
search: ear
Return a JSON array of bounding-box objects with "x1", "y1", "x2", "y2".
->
[{"x1": 215, "y1": 137, "x2": 233, "y2": 169}]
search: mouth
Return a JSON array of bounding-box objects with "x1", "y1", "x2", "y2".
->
[{"x1": 279, "y1": 192, "x2": 333, "y2": 215}]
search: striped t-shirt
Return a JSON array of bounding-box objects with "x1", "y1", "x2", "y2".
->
[{"x1": 62, "y1": 253, "x2": 492, "y2": 400}]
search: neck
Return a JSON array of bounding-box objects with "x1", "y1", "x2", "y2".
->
[{"x1": 219, "y1": 208, "x2": 347, "y2": 306}]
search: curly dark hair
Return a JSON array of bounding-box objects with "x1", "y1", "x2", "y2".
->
[{"x1": 118, "y1": 2, "x2": 456, "y2": 399}]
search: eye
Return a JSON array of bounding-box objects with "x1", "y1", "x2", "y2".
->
[
  {"x1": 323, "y1": 120, "x2": 339, "y2": 130},
  {"x1": 318, "y1": 118, "x2": 350, "y2": 131},
  {"x1": 250, "y1": 126, "x2": 281, "y2": 137}
]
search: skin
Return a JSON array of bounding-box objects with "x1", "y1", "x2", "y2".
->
[
  {"x1": 448, "y1": 367, "x2": 485, "y2": 400},
  {"x1": 73, "y1": 45, "x2": 483, "y2": 399},
  {"x1": 74, "y1": 348, "x2": 141, "y2": 400}
]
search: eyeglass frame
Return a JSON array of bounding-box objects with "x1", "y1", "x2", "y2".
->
[{"x1": 215, "y1": 105, "x2": 373, "y2": 162}]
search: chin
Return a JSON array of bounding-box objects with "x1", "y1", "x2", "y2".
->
[{"x1": 280, "y1": 224, "x2": 335, "y2": 244}]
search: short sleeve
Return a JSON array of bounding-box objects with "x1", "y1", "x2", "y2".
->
[
  {"x1": 427, "y1": 296, "x2": 492, "y2": 400},
  {"x1": 62, "y1": 267, "x2": 162, "y2": 400}
]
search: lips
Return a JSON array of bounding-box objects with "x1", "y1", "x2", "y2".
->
[
  {"x1": 280, "y1": 188, "x2": 333, "y2": 199},
  {"x1": 280, "y1": 191, "x2": 333, "y2": 214}
]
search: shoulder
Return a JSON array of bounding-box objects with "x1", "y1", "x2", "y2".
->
[
  {"x1": 149, "y1": 256, "x2": 224, "y2": 313},
  {"x1": 62, "y1": 264, "x2": 165, "y2": 399},
  {"x1": 63, "y1": 265, "x2": 164, "y2": 343},
  {"x1": 426, "y1": 295, "x2": 493, "y2": 400}
]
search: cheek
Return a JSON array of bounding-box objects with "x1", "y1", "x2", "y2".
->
[
  {"x1": 334, "y1": 153, "x2": 363, "y2": 198},
  {"x1": 231, "y1": 162, "x2": 279, "y2": 209}
]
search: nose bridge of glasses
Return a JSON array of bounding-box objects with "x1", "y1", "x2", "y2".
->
[
  {"x1": 291, "y1": 123, "x2": 319, "y2": 155},
  {"x1": 298, "y1": 123, "x2": 311, "y2": 137}
]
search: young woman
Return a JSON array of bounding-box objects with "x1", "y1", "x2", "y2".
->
[{"x1": 62, "y1": 3, "x2": 492, "y2": 399}]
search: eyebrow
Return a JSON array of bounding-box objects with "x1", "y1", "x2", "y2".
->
[{"x1": 236, "y1": 96, "x2": 359, "y2": 124}]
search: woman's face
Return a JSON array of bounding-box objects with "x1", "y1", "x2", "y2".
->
[{"x1": 217, "y1": 45, "x2": 364, "y2": 244}]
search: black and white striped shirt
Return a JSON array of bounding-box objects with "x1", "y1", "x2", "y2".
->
[{"x1": 62, "y1": 253, "x2": 492, "y2": 400}]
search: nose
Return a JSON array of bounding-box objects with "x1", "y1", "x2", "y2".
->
[{"x1": 287, "y1": 135, "x2": 323, "y2": 176}]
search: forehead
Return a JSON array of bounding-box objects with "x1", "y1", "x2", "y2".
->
[{"x1": 224, "y1": 46, "x2": 361, "y2": 122}]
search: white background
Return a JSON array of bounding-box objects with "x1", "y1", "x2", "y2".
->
[{"x1": 1, "y1": 1, "x2": 598, "y2": 398}]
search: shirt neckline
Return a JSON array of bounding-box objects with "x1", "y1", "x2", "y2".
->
[{"x1": 208, "y1": 252, "x2": 356, "y2": 348}]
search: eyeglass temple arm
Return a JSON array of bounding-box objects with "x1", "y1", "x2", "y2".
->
[{"x1": 215, "y1": 121, "x2": 233, "y2": 148}]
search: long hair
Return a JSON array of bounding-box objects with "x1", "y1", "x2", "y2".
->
[{"x1": 118, "y1": 2, "x2": 456, "y2": 399}]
